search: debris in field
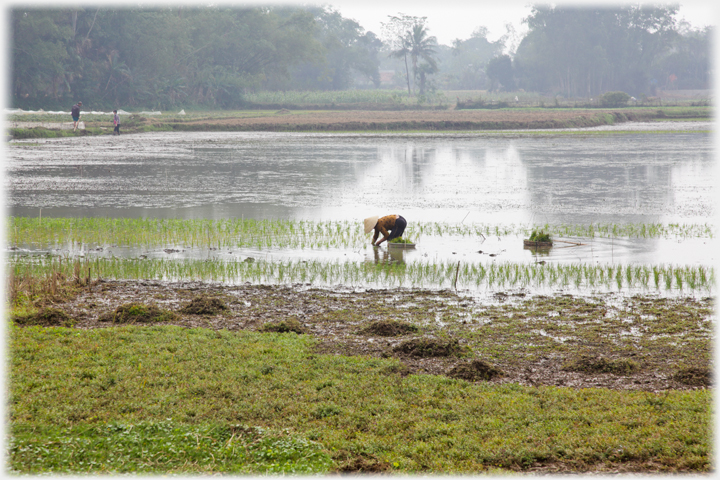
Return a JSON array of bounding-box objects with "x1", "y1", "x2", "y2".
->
[
  {"x1": 448, "y1": 359, "x2": 503, "y2": 381},
  {"x1": 337, "y1": 455, "x2": 391, "y2": 473},
  {"x1": 359, "y1": 320, "x2": 418, "y2": 336},
  {"x1": 673, "y1": 367, "x2": 711, "y2": 387},
  {"x1": 260, "y1": 318, "x2": 306, "y2": 334},
  {"x1": 393, "y1": 338, "x2": 462, "y2": 357},
  {"x1": 562, "y1": 355, "x2": 639, "y2": 375},
  {"x1": 99, "y1": 303, "x2": 178, "y2": 323},
  {"x1": 179, "y1": 295, "x2": 229, "y2": 315},
  {"x1": 13, "y1": 307, "x2": 74, "y2": 327}
]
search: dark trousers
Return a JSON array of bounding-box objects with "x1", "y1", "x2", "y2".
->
[
  {"x1": 387, "y1": 216, "x2": 406, "y2": 241},
  {"x1": 114, "y1": 125, "x2": 120, "y2": 135}
]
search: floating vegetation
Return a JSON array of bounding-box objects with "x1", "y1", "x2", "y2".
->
[
  {"x1": 8, "y1": 217, "x2": 714, "y2": 251},
  {"x1": 8, "y1": 256, "x2": 715, "y2": 293}
]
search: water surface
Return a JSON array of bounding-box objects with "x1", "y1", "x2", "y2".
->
[{"x1": 7, "y1": 124, "x2": 715, "y2": 268}]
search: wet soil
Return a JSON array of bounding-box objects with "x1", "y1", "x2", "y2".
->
[{"x1": 40, "y1": 279, "x2": 712, "y2": 393}]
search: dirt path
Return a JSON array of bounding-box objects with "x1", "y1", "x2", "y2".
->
[{"x1": 32, "y1": 280, "x2": 713, "y2": 393}]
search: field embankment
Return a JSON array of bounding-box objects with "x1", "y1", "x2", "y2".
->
[
  {"x1": 144, "y1": 107, "x2": 709, "y2": 132},
  {"x1": 7, "y1": 105, "x2": 711, "y2": 139}
]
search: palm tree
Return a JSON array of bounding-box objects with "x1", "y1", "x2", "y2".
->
[
  {"x1": 390, "y1": 37, "x2": 412, "y2": 95},
  {"x1": 406, "y1": 24, "x2": 438, "y2": 95}
]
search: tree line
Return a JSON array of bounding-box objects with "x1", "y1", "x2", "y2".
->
[{"x1": 10, "y1": 5, "x2": 712, "y2": 110}]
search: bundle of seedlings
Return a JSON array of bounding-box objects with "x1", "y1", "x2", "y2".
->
[{"x1": 524, "y1": 229, "x2": 552, "y2": 247}]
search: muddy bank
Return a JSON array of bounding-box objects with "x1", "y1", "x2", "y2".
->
[
  {"x1": 157, "y1": 109, "x2": 690, "y2": 132},
  {"x1": 20, "y1": 279, "x2": 712, "y2": 392},
  {"x1": 8, "y1": 107, "x2": 710, "y2": 139}
]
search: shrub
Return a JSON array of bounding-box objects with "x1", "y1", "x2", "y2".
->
[{"x1": 600, "y1": 91, "x2": 631, "y2": 107}]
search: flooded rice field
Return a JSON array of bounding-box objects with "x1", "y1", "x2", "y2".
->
[{"x1": 6, "y1": 122, "x2": 715, "y2": 294}]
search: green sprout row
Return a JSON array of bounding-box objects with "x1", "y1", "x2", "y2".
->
[
  {"x1": 9, "y1": 217, "x2": 713, "y2": 251},
  {"x1": 414, "y1": 221, "x2": 714, "y2": 239},
  {"x1": 10, "y1": 256, "x2": 714, "y2": 293}
]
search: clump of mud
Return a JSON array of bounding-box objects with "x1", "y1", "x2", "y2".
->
[
  {"x1": 179, "y1": 295, "x2": 229, "y2": 315},
  {"x1": 336, "y1": 455, "x2": 390, "y2": 473},
  {"x1": 359, "y1": 320, "x2": 418, "y2": 336},
  {"x1": 393, "y1": 338, "x2": 462, "y2": 357},
  {"x1": 563, "y1": 355, "x2": 639, "y2": 375},
  {"x1": 260, "y1": 319, "x2": 307, "y2": 334},
  {"x1": 12, "y1": 308, "x2": 74, "y2": 327},
  {"x1": 448, "y1": 359, "x2": 503, "y2": 382},
  {"x1": 673, "y1": 367, "x2": 711, "y2": 387},
  {"x1": 99, "y1": 303, "x2": 179, "y2": 324}
]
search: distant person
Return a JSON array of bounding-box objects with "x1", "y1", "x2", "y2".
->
[
  {"x1": 71, "y1": 101, "x2": 82, "y2": 132},
  {"x1": 113, "y1": 109, "x2": 120, "y2": 135},
  {"x1": 364, "y1": 214, "x2": 407, "y2": 246}
]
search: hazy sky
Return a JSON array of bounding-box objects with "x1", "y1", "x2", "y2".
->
[{"x1": 316, "y1": 1, "x2": 717, "y2": 46}]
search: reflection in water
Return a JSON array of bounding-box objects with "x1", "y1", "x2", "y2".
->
[
  {"x1": 8, "y1": 130, "x2": 713, "y2": 228},
  {"x1": 519, "y1": 133, "x2": 713, "y2": 225},
  {"x1": 370, "y1": 245, "x2": 408, "y2": 265}
]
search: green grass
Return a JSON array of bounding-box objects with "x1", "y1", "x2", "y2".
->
[
  {"x1": 10, "y1": 422, "x2": 332, "y2": 474},
  {"x1": 8, "y1": 324, "x2": 712, "y2": 473}
]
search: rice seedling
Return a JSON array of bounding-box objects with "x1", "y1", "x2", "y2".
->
[
  {"x1": 9, "y1": 256, "x2": 713, "y2": 294},
  {"x1": 9, "y1": 217, "x2": 713, "y2": 254}
]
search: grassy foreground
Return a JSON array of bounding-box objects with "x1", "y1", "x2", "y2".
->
[{"x1": 8, "y1": 324, "x2": 712, "y2": 473}]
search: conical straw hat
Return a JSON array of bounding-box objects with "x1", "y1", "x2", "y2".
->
[{"x1": 364, "y1": 216, "x2": 379, "y2": 234}]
